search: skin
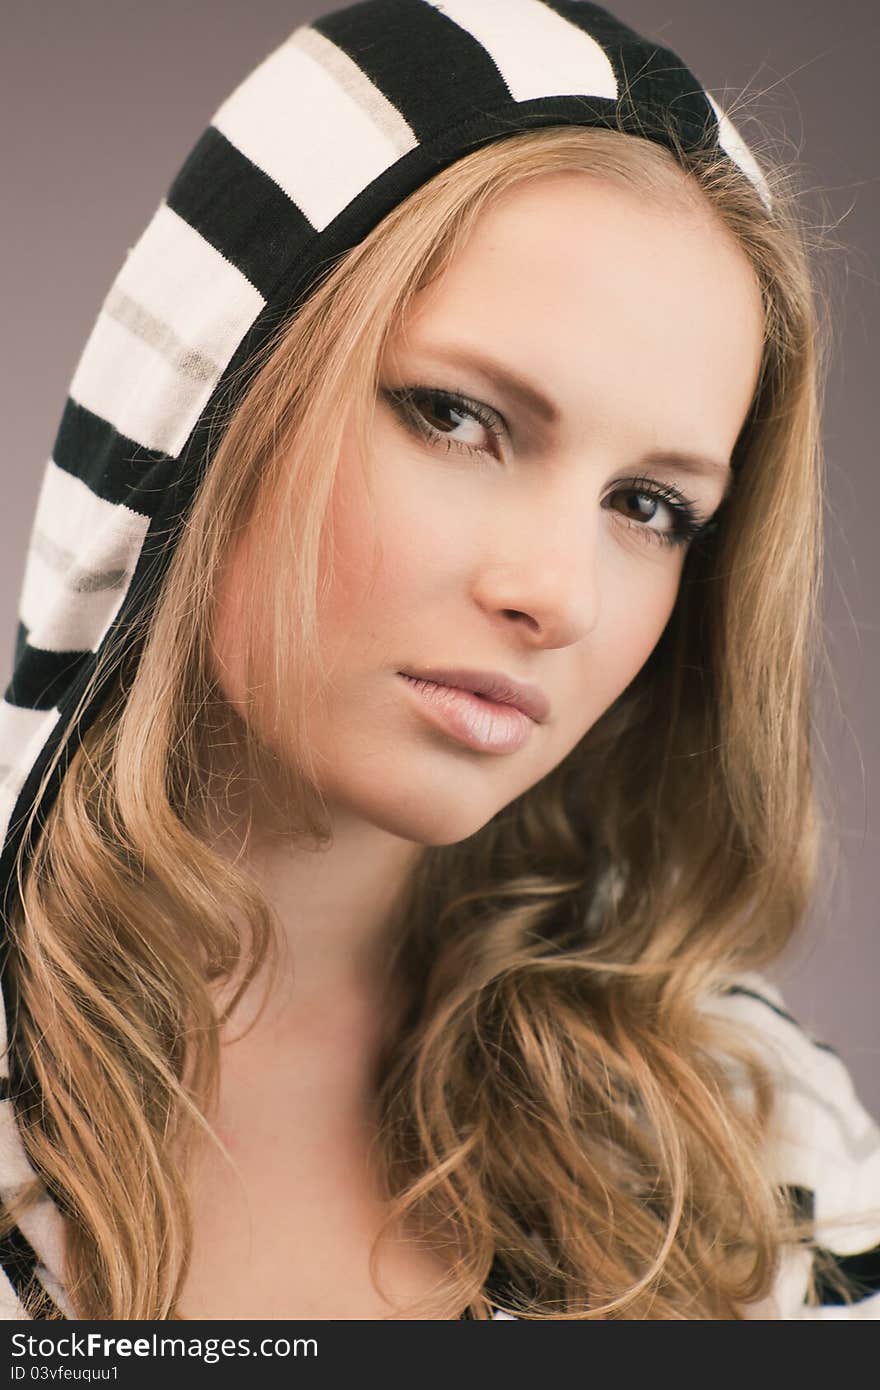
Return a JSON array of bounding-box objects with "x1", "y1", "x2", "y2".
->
[{"x1": 185, "y1": 171, "x2": 766, "y2": 1318}]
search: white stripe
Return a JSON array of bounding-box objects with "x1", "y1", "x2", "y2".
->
[
  {"x1": 0, "y1": 1101, "x2": 43, "y2": 1191},
  {"x1": 212, "y1": 27, "x2": 418, "y2": 232},
  {"x1": 0, "y1": 705, "x2": 61, "y2": 875},
  {"x1": 34, "y1": 1263, "x2": 76, "y2": 1320},
  {"x1": 69, "y1": 204, "x2": 264, "y2": 457},
  {"x1": 18, "y1": 461, "x2": 150, "y2": 655},
  {"x1": 111, "y1": 203, "x2": 265, "y2": 368},
  {"x1": 0, "y1": 1267, "x2": 26, "y2": 1320},
  {"x1": 15, "y1": 1196, "x2": 71, "y2": 1301},
  {"x1": 427, "y1": 0, "x2": 618, "y2": 102},
  {"x1": 0, "y1": 1124, "x2": 72, "y2": 1315},
  {"x1": 69, "y1": 310, "x2": 218, "y2": 458},
  {"x1": 706, "y1": 95, "x2": 772, "y2": 211},
  {"x1": 743, "y1": 1243, "x2": 815, "y2": 1318},
  {"x1": 703, "y1": 982, "x2": 880, "y2": 1254}
]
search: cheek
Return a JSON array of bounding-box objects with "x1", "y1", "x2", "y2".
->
[
  {"x1": 318, "y1": 431, "x2": 457, "y2": 649},
  {"x1": 318, "y1": 456, "x2": 392, "y2": 651},
  {"x1": 567, "y1": 562, "x2": 681, "y2": 740}
]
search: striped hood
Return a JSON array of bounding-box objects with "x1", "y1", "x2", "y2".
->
[{"x1": 0, "y1": 0, "x2": 773, "y2": 1316}]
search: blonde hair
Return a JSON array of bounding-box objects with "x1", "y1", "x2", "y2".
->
[{"x1": 1, "y1": 117, "x2": 844, "y2": 1318}]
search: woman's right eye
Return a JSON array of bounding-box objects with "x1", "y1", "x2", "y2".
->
[{"x1": 381, "y1": 385, "x2": 507, "y2": 459}]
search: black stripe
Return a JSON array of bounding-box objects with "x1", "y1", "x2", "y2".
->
[
  {"x1": 165, "y1": 127, "x2": 314, "y2": 302},
  {"x1": 541, "y1": 1, "x2": 716, "y2": 146},
  {"x1": 313, "y1": 0, "x2": 512, "y2": 140},
  {"x1": 812, "y1": 1241, "x2": 880, "y2": 1306},
  {"x1": 5, "y1": 397, "x2": 176, "y2": 713},
  {"x1": 3, "y1": 407, "x2": 190, "y2": 714},
  {"x1": 4, "y1": 645, "x2": 91, "y2": 713},
  {"x1": 53, "y1": 398, "x2": 170, "y2": 506},
  {"x1": 781, "y1": 1183, "x2": 815, "y2": 1226},
  {"x1": 720, "y1": 985, "x2": 838, "y2": 1057},
  {"x1": 0, "y1": 1223, "x2": 64, "y2": 1319}
]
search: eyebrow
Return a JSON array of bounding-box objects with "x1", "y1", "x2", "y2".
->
[{"x1": 405, "y1": 344, "x2": 733, "y2": 480}]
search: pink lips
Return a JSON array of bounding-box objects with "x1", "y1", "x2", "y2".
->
[
  {"x1": 397, "y1": 667, "x2": 550, "y2": 724},
  {"x1": 397, "y1": 672, "x2": 537, "y2": 754}
]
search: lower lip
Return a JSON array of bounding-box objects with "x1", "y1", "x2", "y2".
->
[{"x1": 397, "y1": 673, "x2": 535, "y2": 754}]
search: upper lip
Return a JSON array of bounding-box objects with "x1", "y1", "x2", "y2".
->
[{"x1": 398, "y1": 666, "x2": 550, "y2": 724}]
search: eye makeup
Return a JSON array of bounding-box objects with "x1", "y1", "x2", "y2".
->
[
  {"x1": 383, "y1": 384, "x2": 507, "y2": 455},
  {"x1": 380, "y1": 383, "x2": 720, "y2": 551}
]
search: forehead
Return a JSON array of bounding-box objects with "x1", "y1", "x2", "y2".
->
[{"x1": 392, "y1": 173, "x2": 765, "y2": 461}]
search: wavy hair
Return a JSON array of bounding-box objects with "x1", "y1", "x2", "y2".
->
[{"x1": 1, "y1": 114, "x2": 845, "y2": 1319}]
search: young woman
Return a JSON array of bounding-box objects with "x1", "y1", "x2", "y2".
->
[{"x1": 0, "y1": 0, "x2": 878, "y2": 1321}]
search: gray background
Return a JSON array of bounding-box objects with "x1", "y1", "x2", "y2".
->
[{"x1": 3, "y1": 3, "x2": 878, "y2": 1110}]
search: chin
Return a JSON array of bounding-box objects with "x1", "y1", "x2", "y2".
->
[
  {"x1": 370, "y1": 798, "x2": 497, "y2": 847},
  {"x1": 334, "y1": 775, "x2": 500, "y2": 847}
]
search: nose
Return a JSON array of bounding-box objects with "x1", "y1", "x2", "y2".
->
[{"x1": 472, "y1": 494, "x2": 602, "y2": 650}]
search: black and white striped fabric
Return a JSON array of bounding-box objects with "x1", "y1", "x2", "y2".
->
[{"x1": 1, "y1": 0, "x2": 876, "y2": 1320}]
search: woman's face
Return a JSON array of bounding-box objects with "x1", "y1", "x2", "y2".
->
[{"x1": 219, "y1": 172, "x2": 765, "y2": 846}]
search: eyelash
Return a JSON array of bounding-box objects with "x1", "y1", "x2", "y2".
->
[{"x1": 381, "y1": 384, "x2": 716, "y2": 550}]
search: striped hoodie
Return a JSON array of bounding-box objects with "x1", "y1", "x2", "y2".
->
[{"x1": 1, "y1": 0, "x2": 878, "y2": 1319}]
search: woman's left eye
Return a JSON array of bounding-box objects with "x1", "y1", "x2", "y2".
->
[
  {"x1": 603, "y1": 476, "x2": 712, "y2": 549},
  {"x1": 381, "y1": 384, "x2": 715, "y2": 551}
]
